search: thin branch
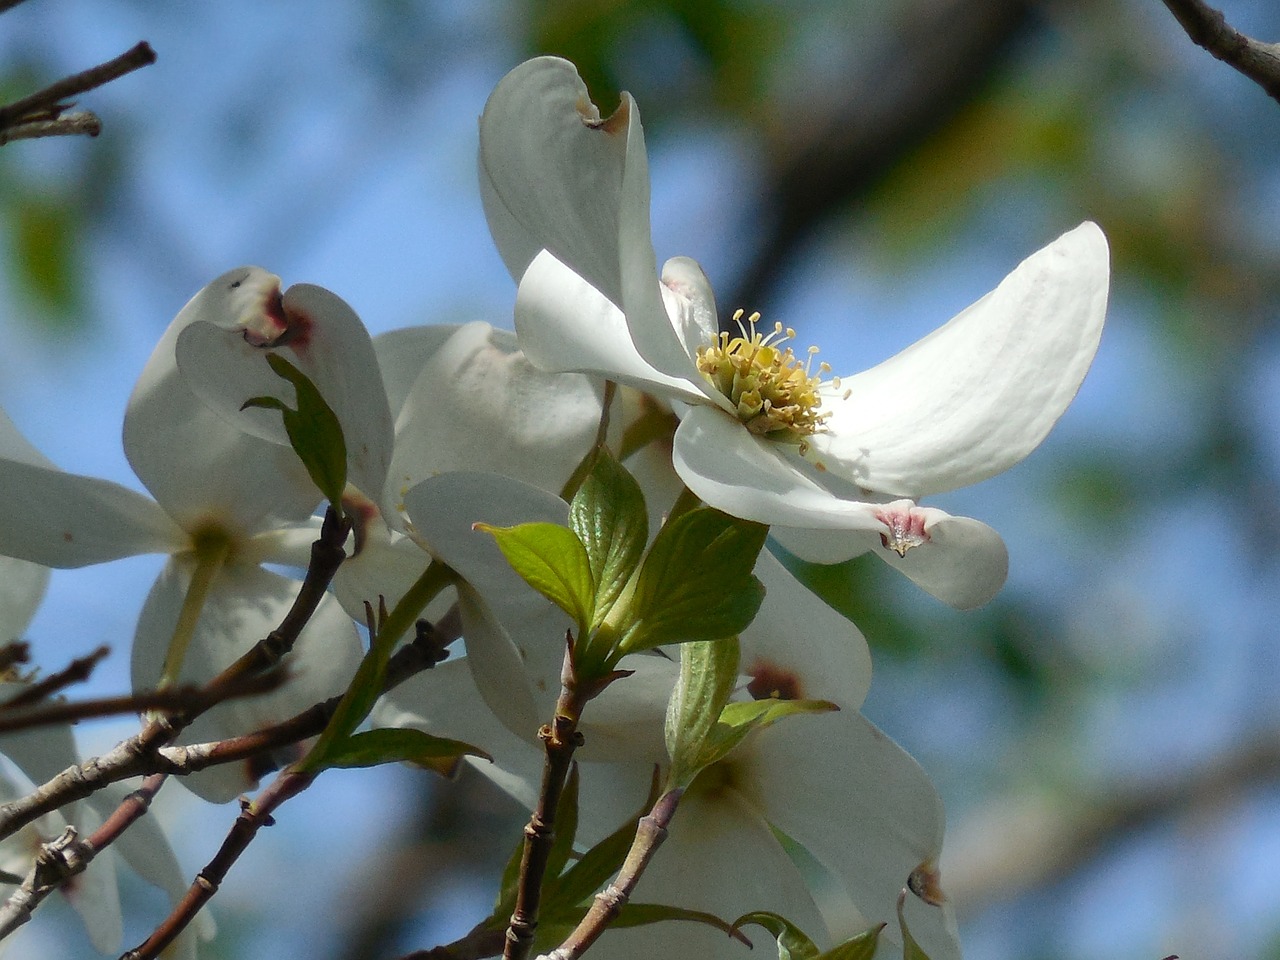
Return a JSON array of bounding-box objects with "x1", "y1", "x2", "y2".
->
[
  {"x1": 0, "y1": 645, "x2": 111, "y2": 710},
  {"x1": 1160, "y1": 0, "x2": 1280, "y2": 104},
  {"x1": 539, "y1": 788, "x2": 684, "y2": 960},
  {"x1": 0, "y1": 669, "x2": 285, "y2": 735},
  {"x1": 0, "y1": 507, "x2": 350, "y2": 845},
  {"x1": 0, "y1": 774, "x2": 166, "y2": 942},
  {"x1": 0, "y1": 111, "x2": 101, "y2": 145},
  {"x1": 0, "y1": 41, "x2": 156, "y2": 144},
  {"x1": 0, "y1": 643, "x2": 31, "y2": 674},
  {"x1": 119, "y1": 766, "x2": 314, "y2": 960},
  {"x1": 503, "y1": 637, "x2": 592, "y2": 960}
]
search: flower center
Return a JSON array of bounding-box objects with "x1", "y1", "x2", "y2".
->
[{"x1": 696, "y1": 310, "x2": 836, "y2": 450}]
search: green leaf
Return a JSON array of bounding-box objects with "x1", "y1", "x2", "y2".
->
[
  {"x1": 242, "y1": 353, "x2": 347, "y2": 507},
  {"x1": 477, "y1": 521, "x2": 595, "y2": 634},
  {"x1": 695, "y1": 698, "x2": 838, "y2": 774},
  {"x1": 569, "y1": 449, "x2": 648, "y2": 629},
  {"x1": 621, "y1": 508, "x2": 767, "y2": 653},
  {"x1": 491, "y1": 830, "x2": 524, "y2": 922},
  {"x1": 897, "y1": 891, "x2": 932, "y2": 960},
  {"x1": 820, "y1": 923, "x2": 885, "y2": 960},
  {"x1": 665, "y1": 638, "x2": 740, "y2": 790},
  {"x1": 611, "y1": 902, "x2": 751, "y2": 943},
  {"x1": 318, "y1": 728, "x2": 489, "y2": 776},
  {"x1": 732, "y1": 911, "x2": 820, "y2": 960}
]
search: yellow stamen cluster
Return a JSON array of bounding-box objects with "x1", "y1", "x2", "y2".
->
[{"x1": 696, "y1": 309, "x2": 835, "y2": 449}]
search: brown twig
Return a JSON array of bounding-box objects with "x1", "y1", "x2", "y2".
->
[
  {"x1": 120, "y1": 766, "x2": 314, "y2": 960},
  {"x1": 0, "y1": 642, "x2": 31, "y2": 674},
  {"x1": 1160, "y1": 0, "x2": 1280, "y2": 104},
  {"x1": 0, "y1": 669, "x2": 285, "y2": 735},
  {"x1": 503, "y1": 637, "x2": 592, "y2": 960},
  {"x1": 0, "y1": 774, "x2": 167, "y2": 942},
  {"x1": 0, "y1": 41, "x2": 155, "y2": 145},
  {"x1": 0, "y1": 645, "x2": 110, "y2": 710},
  {"x1": 156, "y1": 617, "x2": 456, "y2": 776},
  {"x1": 538, "y1": 788, "x2": 684, "y2": 960},
  {"x1": 0, "y1": 507, "x2": 350, "y2": 845}
]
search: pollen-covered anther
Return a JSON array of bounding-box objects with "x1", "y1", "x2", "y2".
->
[
  {"x1": 695, "y1": 309, "x2": 831, "y2": 445},
  {"x1": 875, "y1": 503, "x2": 930, "y2": 558}
]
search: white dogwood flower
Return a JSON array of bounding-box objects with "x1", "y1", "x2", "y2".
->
[
  {"x1": 480, "y1": 56, "x2": 1109, "y2": 608},
  {"x1": 0, "y1": 272, "x2": 365, "y2": 801}
]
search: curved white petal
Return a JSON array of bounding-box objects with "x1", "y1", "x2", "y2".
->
[
  {"x1": 403, "y1": 472, "x2": 570, "y2": 704},
  {"x1": 60, "y1": 802, "x2": 125, "y2": 953},
  {"x1": 672, "y1": 405, "x2": 887, "y2": 531},
  {"x1": 588, "y1": 787, "x2": 832, "y2": 960},
  {"x1": 479, "y1": 56, "x2": 640, "y2": 303},
  {"x1": 175, "y1": 279, "x2": 394, "y2": 505},
  {"x1": 0, "y1": 557, "x2": 48, "y2": 640},
  {"x1": 87, "y1": 782, "x2": 210, "y2": 958},
  {"x1": 373, "y1": 324, "x2": 463, "y2": 421},
  {"x1": 812, "y1": 222, "x2": 1110, "y2": 497},
  {"x1": 454, "y1": 579, "x2": 541, "y2": 738},
  {"x1": 331, "y1": 524, "x2": 437, "y2": 620},
  {"x1": 125, "y1": 268, "x2": 319, "y2": 534},
  {"x1": 743, "y1": 550, "x2": 872, "y2": 709},
  {"x1": 750, "y1": 711, "x2": 959, "y2": 960},
  {"x1": 0, "y1": 407, "x2": 54, "y2": 468},
  {"x1": 0, "y1": 458, "x2": 184, "y2": 567},
  {"x1": 132, "y1": 558, "x2": 362, "y2": 802},
  {"x1": 515, "y1": 251, "x2": 706, "y2": 403},
  {"x1": 390, "y1": 321, "x2": 605, "y2": 501},
  {"x1": 773, "y1": 505, "x2": 1009, "y2": 610}
]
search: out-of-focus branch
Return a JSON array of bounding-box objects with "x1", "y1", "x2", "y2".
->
[
  {"x1": 1160, "y1": 0, "x2": 1280, "y2": 104},
  {"x1": 727, "y1": 0, "x2": 1034, "y2": 314},
  {"x1": 0, "y1": 774, "x2": 166, "y2": 942},
  {"x1": 0, "y1": 41, "x2": 156, "y2": 146},
  {"x1": 946, "y1": 731, "x2": 1280, "y2": 912},
  {"x1": 0, "y1": 646, "x2": 110, "y2": 710}
]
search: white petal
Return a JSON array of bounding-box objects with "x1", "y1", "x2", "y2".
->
[
  {"x1": 373, "y1": 324, "x2": 463, "y2": 421},
  {"x1": 403, "y1": 472, "x2": 572, "y2": 703},
  {"x1": 0, "y1": 557, "x2": 48, "y2": 641},
  {"x1": 389, "y1": 321, "x2": 605, "y2": 500},
  {"x1": 515, "y1": 250, "x2": 706, "y2": 403},
  {"x1": 479, "y1": 56, "x2": 641, "y2": 304},
  {"x1": 751, "y1": 711, "x2": 959, "y2": 960},
  {"x1": 132, "y1": 559, "x2": 362, "y2": 802},
  {"x1": 743, "y1": 550, "x2": 872, "y2": 709},
  {"x1": 60, "y1": 803, "x2": 124, "y2": 953},
  {"x1": 0, "y1": 690, "x2": 80, "y2": 791},
  {"x1": 812, "y1": 222, "x2": 1109, "y2": 497},
  {"x1": 773, "y1": 505, "x2": 1009, "y2": 610},
  {"x1": 0, "y1": 458, "x2": 184, "y2": 567},
  {"x1": 454, "y1": 579, "x2": 541, "y2": 738},
  {"x1": 588, "y1": 787, "x2": 832, "y2": 960},
  {"x1": 175, "y1": 278, "x2": 394, "y2": 504},
  {"x1": 125, "y1": 269, "x2": 319, "y2": 534},
  {"x1": 672, "y1": 405, "x2": 887, "y2": 531},
  {"x1": 0, "y1": 406, "x2": 53, "y2": 468}
]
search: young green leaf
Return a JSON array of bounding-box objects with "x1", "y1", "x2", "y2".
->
[
  {"x1": 476, "y1": 521, "x2": 595, "y2": 634},
  {"x1": 694, "y1": 698, "x2": 839, "y2": 774},
  {"x1": 619, "y1": 508, "x2": 768, "y2": 653},
  {"x1": 317, "y1": 728, "x2": 489, "y2": 776},
  {"x1": 897, "y1": 890, "x2": 933, "y2": 960},
  {"x1": 545, "y1": 764, "x2": 582, "y2": 887},
  {"x1": 665, "y1": 638, "x2": 740, "y2": 790},
  {"x1": 821, "y1": 923, "x2": 885, "y2": 960},
  {"x1": 732, "y1": 911, "x2": 821, "y2": 960},
  {"x1": 569, "y1": 449, "x2": 648, "y2": 628},
  {"x1": 241, "y1": 352, "x2": 347, "y2": 508}
]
